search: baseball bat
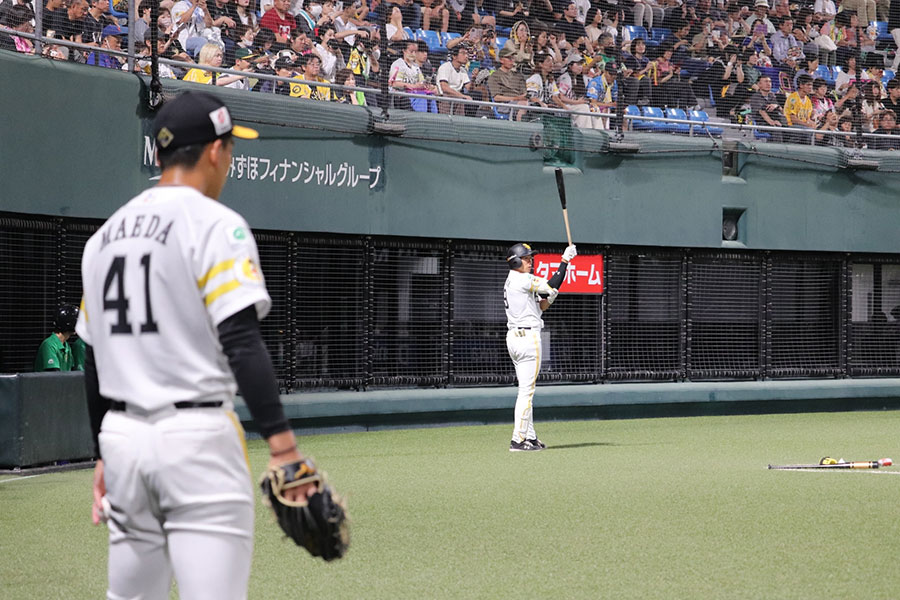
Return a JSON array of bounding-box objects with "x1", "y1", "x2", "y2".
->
[
  {"x1": 768, "y1": 458, "x2": 892, "y2": 470},
  {"x1": 555, "y1": 168, "x2": 573, "y2": 246}
]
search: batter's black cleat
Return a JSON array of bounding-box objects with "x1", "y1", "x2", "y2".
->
[
  {"x1": 510, "y1": 439, "x2": 542, "y2": 452},
  {"x1": 527, "y1": 438, "x2": 546, "y2": 449}
]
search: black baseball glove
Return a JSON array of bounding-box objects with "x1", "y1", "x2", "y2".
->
[{"x1": 260, "y1": 458, "x2": 350, "y2": 561}]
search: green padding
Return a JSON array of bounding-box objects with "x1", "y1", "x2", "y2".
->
[
  {"x1": 233, "y1": 378, "x2": 900, "y2": 423},
  {"x1": 0, "y1": 376, "x2": 22, "y2": 467},
  {"x1": 9, "y1": 373, "x2": 93, "y2": 468}
]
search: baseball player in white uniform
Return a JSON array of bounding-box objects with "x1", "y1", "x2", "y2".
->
[
  {"x1": 505, "y1": 242, "x2": 576, "y2": 451},
  {"x1": 77, "y1": 91, "x2": 315, "y2": 599}
]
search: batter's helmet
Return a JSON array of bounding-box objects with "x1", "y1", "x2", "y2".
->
[
  {"x1": 506, "y1": 243, "x2": 536, "y2": 270},
  {"x1": 54, "y1": 304, "x2": 79, "y2": 333}
]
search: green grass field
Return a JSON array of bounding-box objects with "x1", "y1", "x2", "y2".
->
[{"x1": 3, "y1": 410, "x2": 900, "y2": 599}]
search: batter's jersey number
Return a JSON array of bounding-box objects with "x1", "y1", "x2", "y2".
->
[{"x1": 103, "y1": 254, "x2": 159, "y2": 335}]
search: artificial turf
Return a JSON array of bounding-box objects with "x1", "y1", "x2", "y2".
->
[{"x1": 3, "y1": 410, "x2": 900, "y2": 599}]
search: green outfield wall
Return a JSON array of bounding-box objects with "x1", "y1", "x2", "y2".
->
[
  {"x1": 5, "y1": 372, "x2": 900, "y2": 467},
  {"x1": 3, "y1": 51, "x2": 900, "y2": 253}
]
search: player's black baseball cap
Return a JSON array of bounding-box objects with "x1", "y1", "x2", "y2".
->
[{"x1": 153, "y1": 91, "x2": 258, "y2": 152}]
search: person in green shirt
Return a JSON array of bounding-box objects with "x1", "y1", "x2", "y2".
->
[{"x1": 34, "y1": 304, "x2": 79, "y2": 372}]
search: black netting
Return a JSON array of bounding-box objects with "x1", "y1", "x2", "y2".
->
[
  {"x1": 768, "y1": 258, "x2": 842, "y2": 377},
  {"x1": 254, "y1": 232, "x2": 291, "y2": 390},
  {"x1": 606, "y1": 252, "x2": 683, "y2": 380},
  {"x1": 370, "y1": 242, "x2": 447, "y2": 386},
  {"x1": 848, "y1": 262, "x2": 900, "y2": 376},
  {"x1": 60, "y1": 222, "x2": 99, "y2": 307},
  {"x1": 450, "y1": 245, "x2": 514, "y2": 385},
  {"x1": 540, "y1": 293, "x2": 603, "y2": 382},
  {"x1": 0, "y1": 219, "x2": 58, "y2": 373},
  {"x1": 294, "y1": 238, "x2": 366, "y2": 389},
  {"x1": 687, "y1": 254, "x2": 762, "y2": 379}
]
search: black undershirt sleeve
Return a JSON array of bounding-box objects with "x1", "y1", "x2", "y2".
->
[
  {"x1": 547, "y1": 261, "x2": 568, "y2": 289},
  {"x1": 84, "y1": 344, "x2": 110, "y2": 457},
  {"x1": 217, "y1": 305, "x2": 290, "y2": 439}
]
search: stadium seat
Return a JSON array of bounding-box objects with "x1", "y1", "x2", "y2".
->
[
  {"x1": 754, "y1": 129, "x2": 772, "y2": 141},
  {"x1": 873, "y1": 21, "x2": 892, "y2": 43},
  {"x1": 664, "y1": 107, "x2": 692, "y2": 134},
  {"x1": 651, "y1": 28, "x2": 671, "y2": 46},
  {"x1": 442, "y1": 32, "x2": 461, "y2": 46},
  {"x1": 688, "y1": 110, "x2": 724, "y2": 136},
  {"x1": 815, "y1": 65, "x2": 835, "y2": 84},
  {"x1": 642, "y1": 106, "x2": 677, "y2": 132},
  {"x1": 419, "y1": 29, "x2": 448, "y2": 57},
  {"x1": 496, "y1": 26, "x2": 511, "y2": 36},
  {"x1": 496, "y1": 36, "x2": 508, "y2": 50},
  {"x1": 404, "y1": 27, "x2": 416, "y2": 40},
  {"x1": 625, "y1": 105, "x2": 652, "y2": 130},
  {"x1": 883, "y1": 69, "x2": 895, "y2": 84},
  {"x1": 625, "y1": 25, "x2": 649, "y2": 42}
]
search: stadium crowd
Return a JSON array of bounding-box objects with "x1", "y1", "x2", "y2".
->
[{"x1": 3, "y1": 0, "x2": 900, "y2": 143}]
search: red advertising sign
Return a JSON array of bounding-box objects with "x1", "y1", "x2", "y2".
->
[{"x1": 533, "y1": 254, "x2": 604, "y2": 294}]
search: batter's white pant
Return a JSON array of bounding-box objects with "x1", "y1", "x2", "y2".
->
[
  {"x1": 99, "y1": 406, "x2": 254, "y2": 600},
  {"x1": 507, "y1": 328, "x2": 542, "y2": 443}
]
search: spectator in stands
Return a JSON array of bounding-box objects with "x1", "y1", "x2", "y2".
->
[
  {"x1": 385, "y1": 5, "x2": 409, "y2": 49},
  {"x1": 346, "y1": 32, "x2": 380, "y2": 82},
  {"x1": 415, "y1": 39, "x2": 436, "y2": 83},
  {"x1": 56, "y1": 0, "x2": 88, "y2": 46},
  {"x1": 436, "y1": 45, "x2": 472, "y2": 114},
  {"x1": 131, "y1": 1, "x2": 152, "y2": 44},
  {"x1": 183, "y1": 41, "x2": 252, "y2": 84},
  {"x1": 0, "y1": 4, "x2": 34, "y2": 54},
  {"x1": 586, "y1": 61, "x2": 618, "y2": 127},
  {"x1": 526, "y1": 52, "x2": 562, "y2": 110},
  {"x1": 84, "y1": 0, "x2": 119, "y2": 45},
  {"x1": 230, "y1": 0, "x2": 258, "y2": 30},
  {"x1": 861, "y1": 79, "x2": 886, "y2": 131},
  {"x1": 260, "y1": 0, "x2": 296, "y2": 44},
  {"x1": 259, "y1": 54, "x2": 295, "y2": 93},
  {"x1": 42, "y1": 39, "x2": 70, "y2": 60},
  {"x1": 87, "y1": 25, "x2": 128, "y2": 68},
  {"x1": 334, "y1": 66, "x2": 367, "y2": 104},
  {"x1": 532, "y1": 24, "x2": 562, "y2": 68},
  {"x1": 724, "y1": 3, "x2": 750, "y2": 38},
  {"x1": 883, "y1": 78, "x2": 900, "y2": 120},
  {"x1": 207, "y1": 0, "x2": 238, "y2": 48},
  {"x1": 771, "y1": 16, "x2": 804, "y2": 70},
  {"x1": 446, "y1": 0, "x2": 475, "y2": 34},
  {"x1": 793, "y1": 7, "x2": 822, "y2": 62},
  {"x1": 503, "y1": 19, "x2": 532, "y2": 73},
  {"x1": 784, "y1": 73, "x2": 815, "y2": 141},
  {"x1": 556, "y1": 2, "x2": 588, "y2": 48},
  {"x1": 44, "y1": 0, "x2": 70, "y2": 36},
  {"x1": 315, "y1": 25, "x2": 345, "y2": 81},
  {"x1": 291, "y1": 51, "x2": 333, "y2": 99},
  {"x1": 584, "y1": 7, "x2": 604, "y2": 47},
  {"x1": 171, "y1": 0, "x2": 216, "y2": 58},
  {"x1": 835, "y1": 53, "x2": 857, "y2": 96},
  {"x1": 862, "y1": 56, "x2": 887, "y2": 99},
  {"x1": 868, "y1": 109, "x2": 900, "y2": 149},
  {"x1": 814, "y1": 109, "x2": 840, "y2": 145},
  {"x1": 890, "y1": 0, "x2": 900, "y2": 72},
  {"x1": 813, "y1": 0, "x2": 836, "y2": 24},
  {"x1": 34, "y1": 305, "x2": 79, "y2": 372},
  {"x1": 746, "y1": 0, "x2": 775, "y2": 36},
  {"x1": 135, "y1": 29, "x2": 182, "y2": 77},
  {"x1": 622, "y1": 37, "x2": 652, "y2": 106},
  {"x1": 810, "y1": 78, "x2": 835, "y2": 123},
  {"x1": 652, "y1": 43, "x2": 699, "y2": 109},
  {"x1": 832, "y1": 11, "x2": 859, "y2": 69},
  {"x1": 390, "y1": 39, "x2": 424, "y2": 108},
  {"x1": 793, "y1": 57, "x2": 819, "y2": 90},
  {"x1": 843, "y1": 0, "x2": 877, "y2": 26},
  {"x1": 488, "y1": 45, "x2": 529, "y2": 119},
  {"x1": 422, "y1": 0, "x2": 450, "y2": 32},
  {"x1": 750, "y1": 74, "x2": 788, "y2": 140},
  {"x1": 496, "y1": 0, "x2": 528, "y2": 31},
  {"x1": 558, "y1": 53, "x2": 599, "y2": 126}
]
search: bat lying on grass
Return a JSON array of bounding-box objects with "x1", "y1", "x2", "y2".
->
[{"x1": 768, "y1": 458, "x2": 893, "y2": 470}]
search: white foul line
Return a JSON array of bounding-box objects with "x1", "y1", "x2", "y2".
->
[{"x1": 0, "y1": 475, "x2": 41, "y2": 483}]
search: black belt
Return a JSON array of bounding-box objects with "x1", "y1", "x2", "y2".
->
[
  {"x1": 109, "y1": 400, "x2": 224, "y2": 412},
  {"x1": 516, "y1": 327, "x2": 532, "y2": 330}
]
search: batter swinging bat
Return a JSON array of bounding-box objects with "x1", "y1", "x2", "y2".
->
[
  {"x1": 555, "y1": 168, "x2": 573, "y2": 246},
  {"x1": 768, "y1": 458, "x2": 892, "y2": 470}
]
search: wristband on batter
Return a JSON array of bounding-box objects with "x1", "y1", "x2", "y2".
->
[{"x1": 547, "y1": 261, "x2": 568, "y2": 289}]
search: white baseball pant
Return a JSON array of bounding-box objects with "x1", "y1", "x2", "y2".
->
[
  {"x1": 507, "y1": 328, "x2": 542, "y2": 443},
  {"x1": 99, "y1": 407, "x2": 254, "y2": 600}
]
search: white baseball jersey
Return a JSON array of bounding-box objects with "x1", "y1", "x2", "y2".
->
[
  {"x1": 76, "y1": 185, "x2": 271, "y2": 410},
  {"x1": 504, "y1": 270, "x2": 553, "y2": 330}
]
